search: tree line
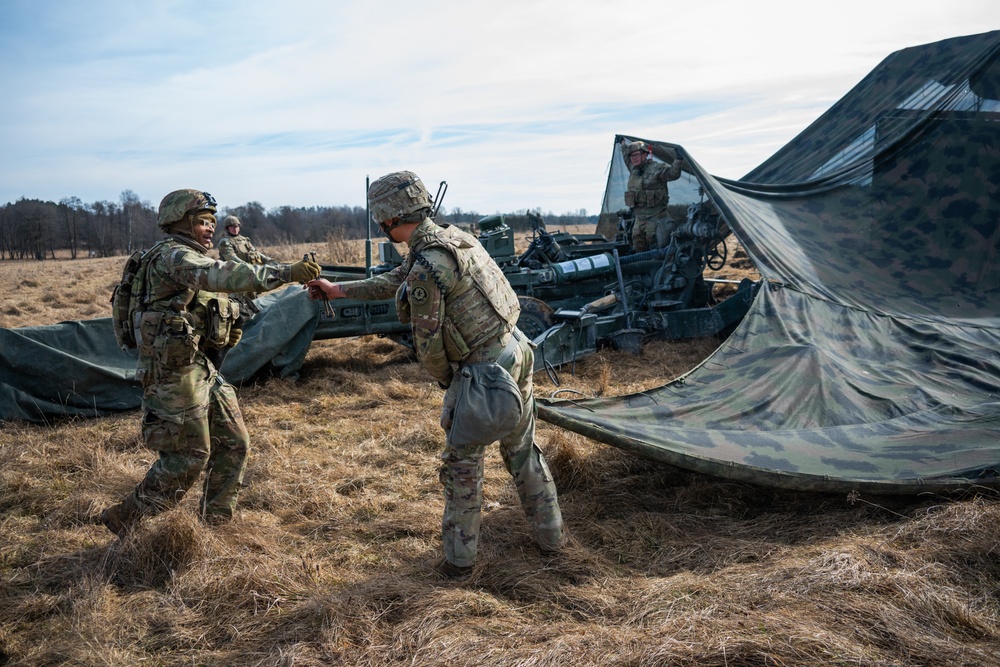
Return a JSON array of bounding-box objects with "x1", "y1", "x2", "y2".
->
[{"x1": 0, "y1": 192, "x2": 596, "y2": 260}]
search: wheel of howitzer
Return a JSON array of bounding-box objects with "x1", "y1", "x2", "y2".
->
[{"x1": 516, "y1": 296, "x2": 555, "y2": 340}]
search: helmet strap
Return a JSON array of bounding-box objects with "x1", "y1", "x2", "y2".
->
[
  {"x1": 378, "y1": 208, "x2": 428, "y2": 242},
  {"x1": 379, "y1": 220, "x2": 400, "y2": 243}
]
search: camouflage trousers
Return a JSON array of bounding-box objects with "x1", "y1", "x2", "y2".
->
[
  {"x1": 631, "y1": 215, "x2": 676, "y2": 252},
  {"x1": 439, "y1": 335, "x2": 565, "y2": 567},
  {"x1": 131, "y1": 356, "x2": 249, "y2": 520}
]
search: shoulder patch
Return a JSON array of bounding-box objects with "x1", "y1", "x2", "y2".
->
[{"x1": 411, "y1": 285, "x2": 428, "y2": 305}]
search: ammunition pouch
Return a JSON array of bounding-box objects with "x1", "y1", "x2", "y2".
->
[
  {"x1": 201, "y1": 295, "x2": 241, "y2": 348},
  {"x1": 626, "y1": 189, "x2": 666, "y2": 208},
  {"x1": 138, "y1": 311, "x2": 165, "y2": 357},
  {"x1": 155, "y1": 314, "x2": 200, "y2": 368},
  {"x1": 206, "y1": 299, "x2": 223, "y2": 345}
]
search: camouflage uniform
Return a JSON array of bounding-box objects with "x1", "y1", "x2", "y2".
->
[
  {"x1": 219, "y1": 234, "x2": 275, "y2": 264},
  {"x1": 624, "y1": 143, "x2": 684, "y2": 252},
  {"x1": 342, "y1": 214, "x2": 566, "y2": 570},
  {"x1": 101, "y1": 190, "x2": 319, "y2": 535},
  {"x1": 217, "y1": 216, "x2": 278, "y2": 302}
]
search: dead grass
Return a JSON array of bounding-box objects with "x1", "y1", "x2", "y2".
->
[{"x1": 2, "y1": 243, "x2": 999, "y2": 666}]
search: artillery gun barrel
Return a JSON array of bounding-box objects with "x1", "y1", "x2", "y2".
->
[{"x1": 547, "y1": 247, "x2": 667, "y2": 284}]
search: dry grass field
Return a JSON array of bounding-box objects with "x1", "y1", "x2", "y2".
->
[{"x1": 2, "y1": 232, "x2": 1000, "y2": 666}]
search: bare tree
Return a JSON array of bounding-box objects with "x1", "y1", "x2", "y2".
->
[
  {"x1": 8, "y1": 199, "x2": 58, "y2": 259},
  {"x1": 0, "y1": 206, "x2": 10, "y2": 259},
  {"x1": 58, "y1": 197, "x2": 83, "y2": 259},
  {"x1": 120, "y1": 190, "x2": 142, "y2": 254},
  {"x1": 87, "y1": 200, "x2": 118, "y2": 258}
]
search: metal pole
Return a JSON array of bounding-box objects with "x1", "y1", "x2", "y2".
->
[
  {"x1": 612, "y1": 248, "x2": 630, "y2": 320},
  {"x1": 365, "y1": 175, "x2": 373, "y2": 277}
]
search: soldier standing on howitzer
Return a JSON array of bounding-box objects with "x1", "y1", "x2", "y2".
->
[
  {"x1": 622, "y1": 139, "x2": 685, "y2": 252},
  {"x1": 100, "y1": 189, "x2": 321, "y2": 537},
  {"x1": 306, "y1": 171, "x2": 567, "y2": 581}
]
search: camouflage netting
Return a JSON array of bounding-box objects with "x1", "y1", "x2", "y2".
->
[
  {"x1": 540, "y1": 30, "x2": 1000, "y2": 494},
  {"x1": 0, "y1": 287, "x2": 321, "y2": 422}
]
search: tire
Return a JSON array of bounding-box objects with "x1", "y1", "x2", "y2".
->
[{"x1": 517, "y1": 296, "x2": 555, "y2": 339}]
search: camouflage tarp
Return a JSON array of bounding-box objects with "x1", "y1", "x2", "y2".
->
[
  {"x1": 539, "y1": 30, "x2": 1000, "y2": 494},
  {"x1": 0, "y1": 286, "x2": 322, "y2": 423}
]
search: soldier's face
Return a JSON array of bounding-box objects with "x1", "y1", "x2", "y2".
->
[
  {"x1": 629, "y1": 151, "x2": 646, "y2": 167},
  {"x1": 193, "y1": 212, "x2": 217, "y2": 248}
]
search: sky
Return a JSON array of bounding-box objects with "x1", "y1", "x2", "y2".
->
[{"x1": 0, "y1": 1, "x2": 996, "y2": 216}]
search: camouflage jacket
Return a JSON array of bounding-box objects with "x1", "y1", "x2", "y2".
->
[
  {"x1": 625, "y1": 158, "x2": 683, "y2": 220},
  {"x1": 218, "y1": 234, "x2": 275, "y2": 266},
  {"x1": 341, "y1": 220, "x2": 520, "y2": 387},
  {"x1": 135, "y1": 235, "x2": 290, "y2": 377}
]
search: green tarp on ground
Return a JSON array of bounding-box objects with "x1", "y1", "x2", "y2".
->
[
  {"x1": 539, "y1": 30, "x2": 1000, "y2": 494},
  {"x1": 0, "y1": 286, "x2": 322, "y2": 422}
]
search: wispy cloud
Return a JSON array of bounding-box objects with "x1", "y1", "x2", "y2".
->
[{"x1": 1, "y1": 0, "x2": 996, "y2": 213}]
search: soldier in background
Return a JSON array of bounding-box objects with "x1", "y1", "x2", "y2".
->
[
  {"x1": 100, "y1": 190, "x2": 321, "y2": 537},
  {"x1": 217, "y1": 215, "x2": 279, "y2": 302},
  {"x1": 218, "y1": 215, "x2": 278, "y2": 266},
  {"x1": 306, "y1": 171, "x2": 566, "y2": 581},
  {"x1": 622, "y1": 139, "x2": 685, "y2": 252}
]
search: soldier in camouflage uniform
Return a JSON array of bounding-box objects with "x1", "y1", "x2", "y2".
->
[
  {"x1": 100, "y1": 189, "x2": 321, "y2": 537},
  {"x1": 217, "y1": 215, "x2": 279, "y2": 301},
  {"x1": 306, "y1": 171, "x2": 566, "y2": 580},
  {"x1": 622, "y1": 139, "x2": 685, "y2": 251}
]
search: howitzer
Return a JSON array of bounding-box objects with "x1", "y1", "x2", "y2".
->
[
  {"x1": 522, "y1": 203, "x2": 759, "y2": 372},
  {"x1": 310, "y1": 196, "x2": 757, "y2": 371}
]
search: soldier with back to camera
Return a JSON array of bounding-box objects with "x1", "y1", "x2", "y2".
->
[
  {"x1": 100, "y1": 189, "x2": 321, "y2": 537},
  {"x1": 306, "y1": 171, "x2": 567, "y2": 581},
  {"x1": 622, "y1": 139, "x2": 685, "y2": 252}
]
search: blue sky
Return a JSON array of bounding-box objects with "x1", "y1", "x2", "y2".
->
[{"x1": 0, "y1": 1, "x2": 996, "y2": 215}]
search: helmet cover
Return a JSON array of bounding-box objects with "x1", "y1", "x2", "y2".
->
[
  {"x1": 621, "y1": 140, "x2": 649, "y2": 159},
  {"x1": 157, "y1": 189, "x2": 217, "y2": 230},
  {"x1": 368, "y1": 171, "x2": 432, "y2": 224}
]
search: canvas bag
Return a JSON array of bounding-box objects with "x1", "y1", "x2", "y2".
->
[{"x1": 448, "y1": 362, "x2": 523, "y2": 448}]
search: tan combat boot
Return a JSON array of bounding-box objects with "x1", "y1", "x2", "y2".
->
[
  {"x1": 100, "y1": 493, "x2": 144, "y2": 537},
  {"x1": 433, "y1": 557, "x2": 474, "y2": 582}
]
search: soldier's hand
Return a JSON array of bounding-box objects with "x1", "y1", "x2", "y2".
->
[
  {"x1": 227, "y1": 328, "x2": 242, "y2": 348},
  {"x1": 306, "y1": 279, "x2": 347, "y2": 300},
  {"x1": 286, "y1": 259, "x2": 321, "y2": 283}
]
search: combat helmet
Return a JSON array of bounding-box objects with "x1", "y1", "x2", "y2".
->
[
  {"x1": 368, "y1": 171, "x2": 432, "y2": 226},
  {"x1": 621, "y1": 140, "x2": 650, "y2": 159},
  {"x1": 157, "y1": 189, "x2": 218, "y2": 231},
  {"x1": 223, "y1": 215, "x2": 241, "y2": 232}
]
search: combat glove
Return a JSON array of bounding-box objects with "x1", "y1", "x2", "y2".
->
[
  {"x1": 284, "y1": 259, "x2": 322, "y2": 283},
  {"x1": 227, "y1": 327, "x2": 242, "y2": 348}
]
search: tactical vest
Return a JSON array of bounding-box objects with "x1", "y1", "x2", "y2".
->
[
  {"x1": 135, "y1": 239, "x2": 240, "y2": 369},
  {"x1": 407, "y1": 222, "x2": 520, "y2": 360},
  {"x1": 220, "y1": 235, "x2": 263, "y2": 264},
  {"x1": 625, "y1": 163, "x2": 670, "y2": 210}
]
